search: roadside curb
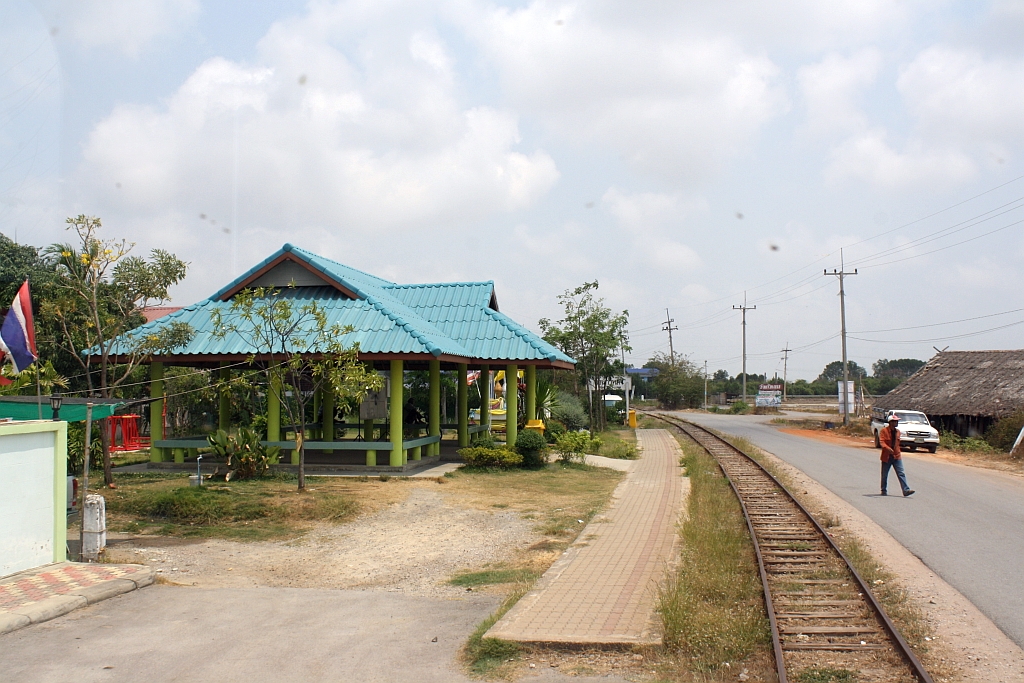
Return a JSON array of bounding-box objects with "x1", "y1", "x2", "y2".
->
[{"x1": 0, "y1": 563, "x2": 155, "y2": 636}]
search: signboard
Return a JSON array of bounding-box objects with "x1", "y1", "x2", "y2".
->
[
  {"x1": 837, "y1": 381, "x2": 855, "y2": 416},
  {"x1": 755, "y1": 383, "x2": 783, "y2": 407},
  {"x1": 359, "y1": 376, "x2": 390, "y2": 420}
]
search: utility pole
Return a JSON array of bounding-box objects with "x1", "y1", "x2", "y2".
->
[
  {"x1": 733, "y1": 292, "x2": 755, "y2": 403},
  {"x1": 781, "y1": 343, "x2": 791, "y2": 402},
  {"x1": 662, "y1": 309, "x2": 678, "y2": 366},
  {"x1": 825, "y1": 249, "x2": 858, "y2": 426},
  {"x1": 703, "y1": 360, "x2": 708, "y2": 412}
]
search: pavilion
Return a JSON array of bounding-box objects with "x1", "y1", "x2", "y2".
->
[{"x1": 105, "y1": 244, "x2": 574, "y2": 469}]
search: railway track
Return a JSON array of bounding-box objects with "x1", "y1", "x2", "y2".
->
[{"x1": 645, "y1": 411, "x2": 933, "y2": 683}]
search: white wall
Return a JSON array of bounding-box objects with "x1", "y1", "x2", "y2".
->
[{"x1": 0, "y1": 423, "x2": 66, "y2": 576}]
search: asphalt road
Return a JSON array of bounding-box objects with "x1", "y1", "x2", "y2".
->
[
  {"x1": 674, "y1": 411, "x2": 1024, "y2": 649},
  {"x1": 0, "y1": 586, "x2": 631, "y2": 683}
]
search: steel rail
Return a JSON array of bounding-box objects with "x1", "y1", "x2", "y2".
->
[{"x1": 642, "y1": 410, "x2": 934, "y2": 683}]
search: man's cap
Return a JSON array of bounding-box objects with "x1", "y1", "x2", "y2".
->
[{"x1": 887, "y1": 413, "x2": 899, "y2": 422}]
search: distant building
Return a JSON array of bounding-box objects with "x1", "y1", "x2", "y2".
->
[{"x1": 873, "y1": 350, "x2": 1024, "y2": 437}]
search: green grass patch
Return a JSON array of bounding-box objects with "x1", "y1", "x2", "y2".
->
[
  {"x1": 658, "y1": 434, "x2": 770, "y2": 673},
  {"x1": 463, "y1": 586, "x2": 529, "y2": 676},
  {"x1": 449, "y1": 568, "x2": 541, "y2": 587},
  {"x1": 797, "y1": 668, "x2": 857, "y2": 683},
  {"x1": 595, "y1": 428, "x2": 640, "y2": 459}
]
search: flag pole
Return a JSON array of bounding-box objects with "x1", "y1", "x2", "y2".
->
[{"x1": 36, "y1": 364, "x2": 42, "y2": 420}]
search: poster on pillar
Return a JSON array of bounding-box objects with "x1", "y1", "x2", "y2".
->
[
  {"x1": 837, "y1": 381, "x2": 855, "y2": 416},
  {"x1": 360, "y1": 378, "x2": 390, "y2": 420}
]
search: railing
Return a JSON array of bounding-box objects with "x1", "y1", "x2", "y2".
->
[{"x1": 153, "y1": 434, "x2": 444, "y2": 451}]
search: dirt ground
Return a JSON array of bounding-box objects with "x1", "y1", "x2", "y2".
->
[
  {"x1": 749, "y1": 438, "x2": 1024, "y2": 683},
  {"x1": 105, "y1": 483, "x2": 540, "y2": 598}
]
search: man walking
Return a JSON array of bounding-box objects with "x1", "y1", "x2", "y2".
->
[{"x1": 880, "y1": 414, "x2": 915, "y2": 497}]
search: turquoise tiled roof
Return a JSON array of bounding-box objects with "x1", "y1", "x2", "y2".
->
[{"x1": 110, "y1": 245, "x2": 574, "y2": 365}]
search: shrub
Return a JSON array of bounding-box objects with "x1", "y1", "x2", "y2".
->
[
  {"x1": 515, "y1": 430, "x2": 548, "y2": 469},
  {"x1": 986, "y1": 410, "x2": 1024, "y2": 453},
  {"x1": 553, "y1": 431, "x2": 600, "y2": 464},
  {"x1": 544, "y1": 419, "x2": 566, "y2": 444},
  {"x1": 729, "y1": 401, "x2": 750, "y2": 415},
  {"x1": 459, "y1": 446, "x2": 523, "y2": 469},
  {"x1": 472, "y1": 433, "x2": 497, "y2": 449},
  {"x1": 940, "y1": 430, "x2": 994, "y2": 454},
  {"x1": 550, "y1": 392, "x2": 589, "y2": 431},
  {"x1": 207, "y1": 427, "x2": 279, "y2": 481},
  {"x1": 67, "y1": 421, "x2": 104, "y2": 476}
]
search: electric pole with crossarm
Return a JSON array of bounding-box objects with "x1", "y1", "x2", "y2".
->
[
  {"x1": 662, "y1": 309, "x2": 678, "y2": 367},
  {"x1": 826, "y1": 249, "x2": 858, "y2": 426},
  {"x1": 733, "y1": 293, "x2": 755, "y2": 403}
]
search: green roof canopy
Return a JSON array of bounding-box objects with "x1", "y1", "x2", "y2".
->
[
  {"x1": 0, "y1": 396, "x2": 126, "y2": 422},
  {"x1": 103, "y1": 244, "x2": 575, "y2": 369}
]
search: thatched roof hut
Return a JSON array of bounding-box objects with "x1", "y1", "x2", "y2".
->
[{"x1": 874, "y1": 350, "x2": 1024, "y2": 437}]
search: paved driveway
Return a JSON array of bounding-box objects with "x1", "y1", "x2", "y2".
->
[{"x1": 674, "y1": 411, "x2": 1024, "y2": 649}]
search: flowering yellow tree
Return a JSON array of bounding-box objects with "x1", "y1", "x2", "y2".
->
[{"x1": 43, "y1": 215, "x2": 193, "y2": 484}]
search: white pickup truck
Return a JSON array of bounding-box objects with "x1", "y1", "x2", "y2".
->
[{"x1": 870, "y1": 408, "x2": 939, "y2": 453}]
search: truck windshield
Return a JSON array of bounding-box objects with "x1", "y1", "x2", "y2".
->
[{"x1": 895, "y1": 412, "x2": 929, "y2": 424}]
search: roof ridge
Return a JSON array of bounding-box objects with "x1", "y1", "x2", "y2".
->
[
  {"x1": 482, "y1": 307, "x2": 562, "y2": 361},
  {"x1": 384, "y1": 281, "x2": 494, "y2": 289},
  {"x1": 288, "y1": 244, "x2": 396, "y2": 288}
]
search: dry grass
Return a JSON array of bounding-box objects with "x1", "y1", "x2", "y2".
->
[
  {"x1": 657, "y1": 431, "x2": 772, "y2": 679},
  {"x1": 92, "y1": 472, "x2": 413, "y2": 541}
]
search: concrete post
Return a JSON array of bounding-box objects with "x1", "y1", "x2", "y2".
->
[
  {"x1": 322, "y1": 385, "x2": 334, "y2": 454},
  {"x1": 429, "y1": 360, "x2": 440, "y2": 456},
  {"x1": 390, "y1": 360, "x2": 404, "y2": 467},
  {"x1": 525, "y1": 365, "x2": 537, "y2": 423},
  {"x1": 458, "y1": 364, "x2": 469, "y2": 447},
  {"x1": 218, "y1": 363, "x2": 231, "y2": 433},
  {"x1": 149, "y1": 362, "x2": 164, "y2": 462},
  {"x1": 480, "y1": 365, "x2": 490, "y2": 434},
  {"x1": 506, "y1": 364, "x2": 518, "y2": 446}
]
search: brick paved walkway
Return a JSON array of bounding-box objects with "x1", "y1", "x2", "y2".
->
[
  {"x1": 1, "y1": 563, "x2": 154, "y2": 635},
  {"x1": 486, "y1": 428, "x2": 686, "y2": 646}
]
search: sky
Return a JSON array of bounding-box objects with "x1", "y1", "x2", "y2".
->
[{"x1": 2, "y1": 0, "x2": 1024, "y2": 382}]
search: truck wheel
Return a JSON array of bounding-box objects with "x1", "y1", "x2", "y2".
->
[
  {"x1": 927, "y1": 445, "x2": 937, "y2": 453},
  {"x1": 874, "y1": 431, "x2": 880, "y2": 448},
  {"x1": 907, "y1": 444, "x2": 917, "y2": 452}
]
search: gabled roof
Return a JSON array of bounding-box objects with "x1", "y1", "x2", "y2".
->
[
  {"x1": 874, "y1": 350, "x2": 1024, "y2": 418},
  {"x1": 107, "y1": 245, "x2": 574, "y2": 367}
]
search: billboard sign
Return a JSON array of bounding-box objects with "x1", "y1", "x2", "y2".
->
[
  {"x1": 755, "y1": 383, "x2": 783, "y2": 407},
  {"x1": 837, "y1": 381, "x2": 855, "y2": 416}
]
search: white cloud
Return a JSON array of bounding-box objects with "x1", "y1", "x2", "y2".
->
[
  {"x1": 466, "y1": 2, "x2": 788, "y2": 181},
  {"x1": 59, "y1": 0, "x2": 200, "y2": 56},
  {"x1": 825, "y1": 129, "x2": 976, "y2": 189},
  {"x1": 898, "y1": 46, "x2": 1024, "y2": 149},
  {"x1": 73, "y1": 17, "x2": 560, "y2": 235},
  {"x1": 798, "y1": 49, "x2": 882, "y2": 136}
]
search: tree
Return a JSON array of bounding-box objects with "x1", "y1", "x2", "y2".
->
[
  {"x1": 539, "y1": 281, "x2": 629, "y2": 434},
  {"x1": 646, "y1": 352, "x2": 703, "y2": 409},
  {"x1": 43, "y1": 216, "x2": 193, "y2": 485},
  {"x1": 872, "y1": 358, "x2": 925, "y2": 379},
  {"x1": 212, "y1": 286, "x2": 383, "y2": 490},
  {"x1": 816, "y1": 360, "x2": 868, "y2": 384}
]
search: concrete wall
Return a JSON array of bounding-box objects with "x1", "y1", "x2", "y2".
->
[{"x1": 0, "y1": 421, "x2": 67, "y2": 576}]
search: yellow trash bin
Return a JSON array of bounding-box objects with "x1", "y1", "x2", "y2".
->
[
  {"x1": 525, "y1": 419, "x2": 545, "y2": 434},
  {"x1": 628, "y1": 409, "x2": 637, "y2": 428}
]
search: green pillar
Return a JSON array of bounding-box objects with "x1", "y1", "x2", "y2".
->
[
  {"x1": 267, "y1": 371, "x2": 281, "y2": 464},
  {"x1": 457, "y1": 363, "x2": 469, "y2": 447},
  {"x1": 312, "y1": 387, "x2": 321, "y2": 440},
  {"x1": 480, "y1": 365, "x2": 490, "y2": 434},
  {"x1": 218, "y1": 363, "x2": 231, "y2": 433},
  {"x1": 149, "y1": 362, "x2": 164, "y2": 462},
  {"x1": 525, "y1": 365, "x2": 537, "y2": 422},
  {"x1": 365, "y1": 417, "x2": 376, "y2": 466},
  {"x1": 429, "y1": 360, "x2": 440, "y2": 456},
  {"x1": 506, "y1": 364, "x2": 518, "y2": 446},
  {"x1": 322, "y1": 386, "x2": 334, "y2": 454},
  {"x1": 390, "y1": 360, "x2": 404, "y2": 467},
  {"x1": 173, "y1": 447, "x2": 184, "y2": 463}
]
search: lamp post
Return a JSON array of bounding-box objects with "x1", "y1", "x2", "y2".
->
[{"x1": 49, "y1": 393, "x2": 63, "y2": 421}]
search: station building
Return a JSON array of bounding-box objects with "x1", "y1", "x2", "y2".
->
[{"x1": 105, "y1": 243, "x2": 574, "y2": 470}]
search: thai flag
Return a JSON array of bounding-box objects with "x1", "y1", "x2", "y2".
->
[{"x1": 0, "y1": 281, "x2": 38, "y2": 373}]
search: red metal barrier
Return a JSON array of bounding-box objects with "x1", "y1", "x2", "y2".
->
[{"x1": 108, "y1": 414, "x2": 149, "y2": 452}]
